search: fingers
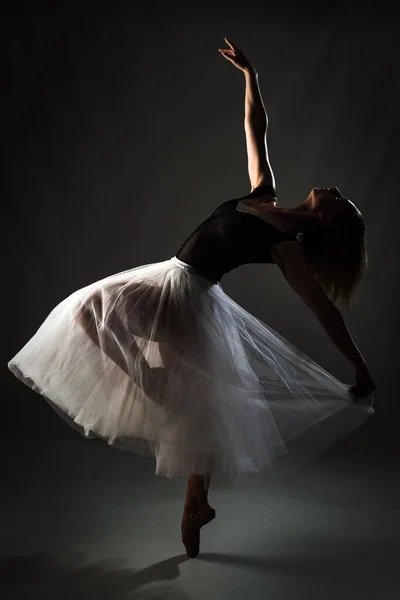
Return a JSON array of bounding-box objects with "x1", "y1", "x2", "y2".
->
[
  {"x1": 224, "y1": 37, "x2": 237, "y2": 50},
  {"x1": 218, "y1": 50, "x2": 235, "y2": 64}
]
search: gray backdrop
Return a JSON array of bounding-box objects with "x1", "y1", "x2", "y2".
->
[{"x1": 5, "y1": 0, "x2": 400, "y2": 435}]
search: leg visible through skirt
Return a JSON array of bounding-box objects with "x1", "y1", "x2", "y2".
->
[{"x1": 76, "y1": 285, "x2": 216, "y2": 557}]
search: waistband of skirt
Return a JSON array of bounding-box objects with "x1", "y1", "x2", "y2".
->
[{"x1": 170, "y1": 256, "x2": 219, "y2": 285}]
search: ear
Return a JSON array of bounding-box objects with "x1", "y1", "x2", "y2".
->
[{"x1": 318, "y1": 210, "x2": 333, "y2": 227}]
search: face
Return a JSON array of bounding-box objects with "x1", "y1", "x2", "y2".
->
[{"x1": 310, "y1": 186, "x2": 352, "y2": 218}]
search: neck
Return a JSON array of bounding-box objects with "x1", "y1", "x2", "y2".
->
[
  {"x1": 258, "y1": 203, "x2": 322, "y2": 235},
  {"x1": 291, "y1": 197, "x2": 313, "y2": 213}
]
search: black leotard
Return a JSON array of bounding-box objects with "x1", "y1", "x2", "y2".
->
[{"x1": 175, "y1": 184, "x2": 297, "y2": 282}]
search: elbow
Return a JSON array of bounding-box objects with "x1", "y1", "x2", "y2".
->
[{"x1": 316, "y1": 302, "x2": 343, "y2": 332}]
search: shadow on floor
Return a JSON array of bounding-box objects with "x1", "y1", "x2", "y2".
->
[{"x1": 0, "y1": 552, "x2": 192, "y2": 600}]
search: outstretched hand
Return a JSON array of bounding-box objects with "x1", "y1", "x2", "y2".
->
[{"x1": 218, "y1": 37, "x2": 253, "y2": 72}]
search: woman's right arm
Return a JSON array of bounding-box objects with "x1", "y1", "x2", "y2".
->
[
  {"x1": 219, "y1": 38, "x2": 276, "y2": 193},
  {"x1": 243, "y1": 66, "x2": 276, "y2": 192},
  {"x1": 271, "y1": 241, "x2": 377, "y2": 399}
]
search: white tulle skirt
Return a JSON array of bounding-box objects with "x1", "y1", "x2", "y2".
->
[{"x1": 8, "y1": 256, "x2": 374, "y2": 484}]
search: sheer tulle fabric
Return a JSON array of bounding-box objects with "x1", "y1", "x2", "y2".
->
[{"x1": 8, "y1": 256, "x2": 374, "y2": 483}]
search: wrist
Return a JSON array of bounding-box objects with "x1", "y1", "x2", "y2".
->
[
  {"x1": 355, "y1": 361, "x2": 369, "y2": 377},
  {"x1": 243, "y1": 64, "x2": 257, "y2": 76}
]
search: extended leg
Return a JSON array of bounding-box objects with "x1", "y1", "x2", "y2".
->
[
  {"x1": 76, "y1": 297, "x2": 168, "y2": 403},
  {"x1": 76, "y1": 299, "x2": 142, "y2": 377}
]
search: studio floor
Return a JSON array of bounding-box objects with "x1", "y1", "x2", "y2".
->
[{"x1": 2, "y1": 414, "x2": 399, "y2": 600}]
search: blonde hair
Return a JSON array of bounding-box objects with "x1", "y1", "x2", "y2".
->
[{"x1": 298, "y1": 205, "x2": 368, "y2": 307}]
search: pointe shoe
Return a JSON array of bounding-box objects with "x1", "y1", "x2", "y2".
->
[{"x1": 181, "y1": 505, "x2": 216, "y2": 558}]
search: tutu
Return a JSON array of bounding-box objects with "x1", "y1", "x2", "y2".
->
[{"x1": 8, "y1": 256, "x2": 374, "y2": 483}]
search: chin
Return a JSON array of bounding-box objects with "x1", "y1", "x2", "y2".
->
[
  {"x1": 301, "y1": 189, "x2": 315, "y2": 211},
  {"x1": 309, "y1": 188, "x2": 323, "y2": 209}
]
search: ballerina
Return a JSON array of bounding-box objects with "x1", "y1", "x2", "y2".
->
[{"x1": 8, "y1": 38, "x2": 376, "y2": 559}]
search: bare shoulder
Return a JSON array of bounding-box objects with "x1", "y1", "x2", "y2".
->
[
  {"x1": 271, "y1": 241, "x2": 333, "y2": 314},
  {"x1": 270, "y1": 240, "x2": 309, "y2": 271}
]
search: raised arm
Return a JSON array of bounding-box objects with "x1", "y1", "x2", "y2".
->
[
  {"x1": 243, "y1": 66, "x2": 275, "y2": 192},
  {"x1": 219, "y1": 38, "x2": 275, "y2": 193}
]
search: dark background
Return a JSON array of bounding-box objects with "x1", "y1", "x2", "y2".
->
[{"x1": 5, "y1": 0, "x2": 400, "y2": 437}]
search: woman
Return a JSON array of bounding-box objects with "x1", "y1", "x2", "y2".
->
[{"x1": 8, "y1": 38, "x2": 376, "y2": 558}]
